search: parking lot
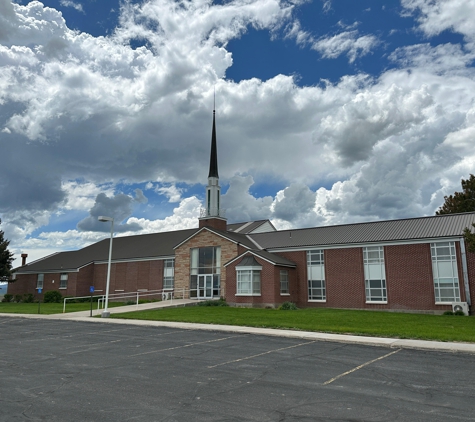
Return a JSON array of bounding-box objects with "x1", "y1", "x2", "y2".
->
[{"x1": 1, "y1": 317, "x2": 474, "y2": 421}]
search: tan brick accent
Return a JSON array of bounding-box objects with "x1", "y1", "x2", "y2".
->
[{"x1": 174, "y1": 229, "x2": 239, "y2": 299}]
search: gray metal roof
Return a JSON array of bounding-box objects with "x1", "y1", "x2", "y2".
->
[
  {"x1": 16, "y1": 229, "x2": 198, "y2": 273},
  {"x1": 226, "y1": 220, "x2": 274, "y2": 234},
  {"x1": 224, "y1": 249, "x2": 296, "y2": 267},
  {"x1": 249, "y1": 213, "x2": 475, "y2": 250},
  {"x1": 203, "y1": 227, "x2": 257, "y2": 249},
  {"x1": 236, "y1": 255, "x2": 261, "y2": 267},
  {"x1": 249, "y1": 249, "x2": 296, "y2": 267}
]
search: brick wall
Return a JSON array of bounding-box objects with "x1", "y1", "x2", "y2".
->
[
  {"x1": 466, "y1": 249, "x2": 475, "y2": 313},
  {"x1": 7, "y1": 274, "x2": 37, "y2": 297},
  {"x1": 226, "y1": 254, "x2": 277, "y2": 307},
  {"x1": 274, "y1": 251, "x2": 305, "y2": 305},
  {"x1": 174, "y1": 229, "x2": 239, "y2": 298},
  {"x1": 384, "y1": 243, "x2": 440, "y2": 311},
  {"x1": 275, "y1": 242, "x2": 472, "y2": 313},
  {"x1": 93, "y1": 260, "x2": 163, "y2": 294}
]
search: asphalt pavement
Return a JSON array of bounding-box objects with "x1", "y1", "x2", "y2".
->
[{"x1": 1, "y1": 316, "x2": 474, "y2": 421}]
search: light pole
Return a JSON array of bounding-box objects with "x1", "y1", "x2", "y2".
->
[{"x1": 98, "y1": 216, "x2": 114, "y2": 318}]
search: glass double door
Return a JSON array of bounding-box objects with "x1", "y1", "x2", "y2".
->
[{"x1": 197, "y1": 274, "x2": 213, "y2": 299}]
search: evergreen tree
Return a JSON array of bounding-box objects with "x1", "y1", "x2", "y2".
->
[
  {"x1": 0, "y1": 219, "x2": 15, "y2": 282},
  {"x1": 436, "y1": 174, "x2": 475, "y2": 215},
  {"x1": 436, "y1": 175, "x2": 475, "y2": 253}
]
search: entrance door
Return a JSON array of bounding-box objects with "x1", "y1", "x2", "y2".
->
[{"x1": 198, "y1": 275, "x2": 213, "y2": 299}]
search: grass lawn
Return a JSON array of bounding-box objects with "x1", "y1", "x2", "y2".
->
[
  {"x1": 111, "y1": 306, "x2": 475, "y2": 343},
  {"x1": 0, "y1": 301, "x2": 126, "y2": 315}
]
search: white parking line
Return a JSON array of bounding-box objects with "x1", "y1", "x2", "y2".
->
[
  {"x1": 322, "y1": 348, "x2": 402, "y2": 385},
  {"x1": 208, "y1": 340, "x2": 318, "y2": 368},
  {"x1": 128, "y1": 335, "x2": 242, "y2": 357}
]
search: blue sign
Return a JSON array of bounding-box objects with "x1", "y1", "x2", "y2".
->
[
  {"x1": 38, "y1": 289, "x2": 42, "y2": 294},
  {"x1": 89, "y1": 286, "x2": 95, "y2": 293}
]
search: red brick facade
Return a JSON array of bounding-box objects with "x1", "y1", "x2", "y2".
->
[{"x1": 9, "y1": 235, "x2": 475, "y2": 314}]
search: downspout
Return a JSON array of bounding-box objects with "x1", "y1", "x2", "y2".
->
[{"x1": 459, "y1": 238, "x2": 471, "y2": 309}]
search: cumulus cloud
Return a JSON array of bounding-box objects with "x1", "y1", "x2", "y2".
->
[
  {"x1": 1, "y1": 0, "x2": 475, "y2": 263},
  {"x1": 156, "y1": 184, "x2": 182, "y2": 203},
  {"x1": 77, "y1": 192, "x2": 146, "y2": 232},
  {"x1": 222, "y1": 175, "x2": 273, "y2": 222},
  {"x1": 272, "y1": 183, "x2": 316, "y2": 221}
]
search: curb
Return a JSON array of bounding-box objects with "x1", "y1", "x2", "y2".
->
[{"x1": 2, "y1": 312, "x2": 475, "y2": 355}]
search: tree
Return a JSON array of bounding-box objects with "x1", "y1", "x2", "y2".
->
[
  {"x1": 436, "y1": 174, "x2": 475, "y2": 215},
  {"x1": 436, "y1": 175, "x2": 475, "y2": 253},
  {"x1": 0, "y1": 219, "x2": 15, "y2": 282}
]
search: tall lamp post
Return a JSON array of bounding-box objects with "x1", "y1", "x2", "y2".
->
[{"x1": 98, "y1": 216, "x2": 114, "y2": 318}]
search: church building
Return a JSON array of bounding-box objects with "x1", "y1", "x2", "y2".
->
[{"x1": 10, "y1": 110, "x2": 475, "y2": 315}]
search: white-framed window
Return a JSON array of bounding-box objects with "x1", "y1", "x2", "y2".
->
[
  {"x1": 36, "y1": 274, "x2": 44, "y2": 289},
  {"x1": 307, "y1": 250, "x2": 326, "y2": 301},
  {"x1": 59, "y1": 273, "x2": 68, "y2": 289},
  {"x1": 163, "y1": 259, "x2": 174, "y2": 290},
  {"x1": 363, "y1": 246, "x2": 387, "y2": 302},
  {"x1": 280, "y1": 270, "x2": 289, "y2": 295},
  {"x1": 431, "y1": 242, "x2": 461, "y2": 303},
  {"x1": 237, "y1": 269, "x2": 261, "y2": 295}
]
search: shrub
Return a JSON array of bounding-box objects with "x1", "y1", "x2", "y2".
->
[
  {"x1": 2, "y1": 293, "x2": 13, "y2": 303},
  {"x1": 44, "y1": 290, "x2": 63, "y2": 303},
  {"x1": 454, "y1": 310, "x2": 466, "y2": 316},
  {"x1": 198, "y1": 298, "x2": 229, "y2": 307},
  {"x1": 125, "y1": 300, "x2": 135, "y2": 305},
  {"x1": 23, "y1": 293, "x2": 34, "y2": 303},
  {"x1": 443, "y1": 311, "x2": 454, "y2": 316},
  {"x1": 14, "y1": 294, "x2": 23, "y2": 303},
  {"x1": 279, "y1": 301, "x2": 298, "y2": 310}
]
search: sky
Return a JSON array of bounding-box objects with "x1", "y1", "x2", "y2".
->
[{"x1": 1, "y1": 0, "x2": 475, "y2": 267}]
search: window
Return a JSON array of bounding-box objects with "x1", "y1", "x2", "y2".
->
[
  {"x1": 237, "y1": 270, "x2": 261, "y2": 295},
  {"x1": 190, "y1": 247, "x2": 221, "y2": 298},
  {"x1": 36, "y1": 274, "x2": 44, "y2": 289},
  {"x1": 280, "y1": 270, "x2": 289, "y2": 295},
  {"x1": 431, "y1": 242, "x2": 461, "y2": 302},
  {"x1": 59, "y1": 273, "x2": 68, "y2": 289},
  {"x1": 363, "y1": 246, "x2": 387, "y2": 302},
  {"x1": 163, "y1": 259, "x2": 174, "y2": 290},
  {"x1": 307, "y1": 250, "x2": 325, "y2": 301}
]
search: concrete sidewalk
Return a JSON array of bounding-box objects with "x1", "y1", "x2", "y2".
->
[{"x1": 2, "y1": 301, "x2": 475, "y2": 355}]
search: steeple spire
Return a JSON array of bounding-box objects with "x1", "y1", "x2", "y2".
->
[
  {"x1": 208, "y1": 109, "x2": 219, "y2": 178},
  {"x1": 199, "y1": 101, "x2": 227, "y2": 231}
]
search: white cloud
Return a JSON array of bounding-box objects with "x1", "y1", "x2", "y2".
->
[
  {"x1": 156, "y1": 184, "x2": 183, "y2": 203},
  {"x1": 311, "y1": 30, "x2": 380, "y2": 62},
  {"x1": 1, "y1": 0, "x2": 475, "y2": 265},
  {"x1": 402, "y1": 0, "x2": 475, "y2": 40},
  {"x1": 59, "y1": 1, "x2": 84, "y2": 13}
]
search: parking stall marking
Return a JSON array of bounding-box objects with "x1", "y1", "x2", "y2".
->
[
  {"x1": 207, "y1": 340, "x2": 318, "y2": 368},
  {"x1": 322, "y1": 348, "x2": 402, "y2": 386},
  {"x1": 128, "y1": 334, "x2": 243, "y2": 357}
]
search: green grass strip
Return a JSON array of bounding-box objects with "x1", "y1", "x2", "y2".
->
[
  {"x1": 110, "y1": 306, "x2": 475, "y2": 343},
  {"x1": 0, "y1": 302, "x2": 126, "y2": 315}
]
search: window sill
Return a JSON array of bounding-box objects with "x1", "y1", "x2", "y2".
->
[
  {"x1": 365, "y1": 301, "x2": 388, "y2": 304},
  {"x1": 435, "y1": 302, "x2": 458, "y2": 305},
  {"x1": 280, "y1": 293, "x2": 290, "y2": 296},
  {"x1": 308, "y1": 299, "x2": 326, "y2": 303},
  {"x1": 59, "y1": 287, "x2": 67, "y2": 290},
  {"x1": 235, "y1": 294, "x2": 261, "y2": 297}
]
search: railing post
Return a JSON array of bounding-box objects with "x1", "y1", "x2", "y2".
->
[
  {"x1": 63, "y1": 298, "x2": 66, "y2": 313},
  {"x1": 136, "y1": 291, "x2": 139, "y2": 306}
]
